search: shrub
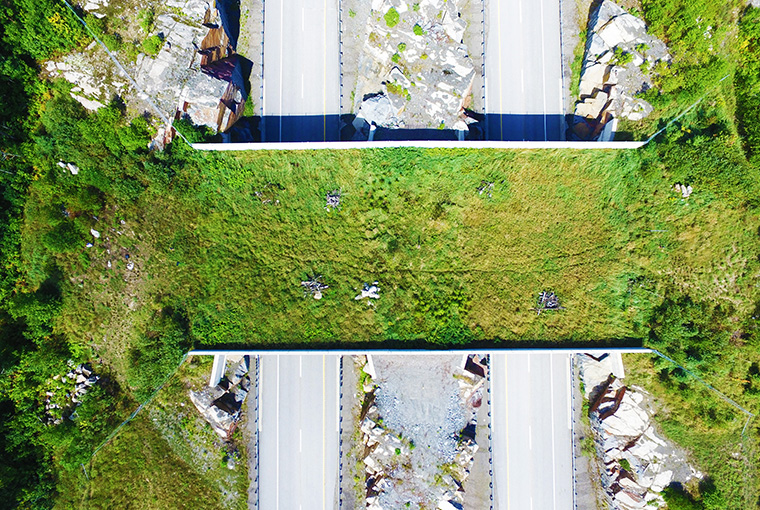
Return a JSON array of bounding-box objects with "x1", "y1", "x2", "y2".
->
[
  {"x1": 612, "y1": 46, "x2": 633, "y2": 66},
  {"x1": 662, "y1": 485, "x2": 704, "y2": 510},
  {"x1": 141, "y1": 34, "x2": 163, "y2": 56},
  {"x1": 391, "y1": 52, "x2": 400, "y2": 63},
  {"x1": 101, "y1": 33, "x2": 122, "y2": 52},
  {"x1": 413, "y1": 24, "x2": 424, "y2": 36},
  {"x1": 397, "y1": 42, "x2": 406, "y2": 52},
  {"x1": 384, "y1": 8, "x2": 399, "y2": 28}
]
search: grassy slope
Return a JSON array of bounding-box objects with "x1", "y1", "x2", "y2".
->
[
  {"x1": 623, "y1": 353, "x2": 759, "y2": 509},
  {"x1": 55, "y1": 357, "x2": 248, "y2": 510}
]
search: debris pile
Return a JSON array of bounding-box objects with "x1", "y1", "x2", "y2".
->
[
  {"x1": 578, "y1": 354, "x2": 702, "y2": 510},
  {"x1": 355, "y1": 282, "x2": 380, "y2": 300},
  {"x1": 301, "y1": 275, "x2": 329, "y2": 300},
  {"x1": 534, "y1": 291, "x2": 563, "y2": 315},
  {"x1": 57, "y1": 161, "x2": 80, "y2": 175},
  {"x1": 254, "y1": 182, "x2": 284, "y2": 205},
  {"x1": 325, "y1": 188, "x2": 342, "y2": 211},
  {"x1": 189, "y1": 356, "x2": 251, "y2": 440},
  {"x1": 572, "y1": 1, "x2": 671, "y2": 140},
  {"x1": 673, "y1": 183, "x2": 693, "y2": 199},
  {"x1": 477, "y1": 180, "x2": 494, "y2": 198},
  {"x1": 355, "y1": 354, "x2": 488, "y2": 509},
  {"x1": 44, "y1": 363, "x2": 100, "y2": 425},
  {"x1": 349, "y1": 0, "x2": 478, "y2": 137}
]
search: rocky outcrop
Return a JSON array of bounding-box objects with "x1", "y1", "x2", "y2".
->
[
  {"x1": 571, "y1": 1, "x2": 670, "y2": 140},
  {"x1": 190, "y1": 356, "x2": 251, "y2": 440},
  {"x1": 579, "y1": 354, "x2": 702, "y2": 510},
  {"x1": 350, "y1": 0, "x2": 477, "y2": 138},
  {"x1": 136, "y1": 0, "x2": 246, "y2": 134}
]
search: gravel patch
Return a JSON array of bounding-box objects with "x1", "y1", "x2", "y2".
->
[{"x1": 373, "y1": 355, "x2": 468, "y2": 469}]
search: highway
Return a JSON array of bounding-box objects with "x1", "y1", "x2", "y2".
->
[
  {"x1": 491, "y1": 352, "x2": 573, "y2": 510},
  {"x1": 485, "y1": 0, "x2": 565, "y2": 141},
  {"x1": 257, "y1": 354, "x2": 340, "y2": 510},
  {"x1": 261, "y1": 0, "x2": 340, "y2": 142}
]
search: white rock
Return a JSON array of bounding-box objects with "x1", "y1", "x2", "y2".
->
[
  {"x1": 90, "y1": 229, "x2": 100, "y2": 239},
  {"x1": 651, "y1": 470, "x2": 673, "y2": 492},
  {"x1": 70, "y1": 93, "x2": 104, "y2": 111},
  {"x1": 66, "y1": 163, "x2": 80, "y2": 175},
  {"x1": 615, "y1": 490, "x2": 647, "y2": 508}
]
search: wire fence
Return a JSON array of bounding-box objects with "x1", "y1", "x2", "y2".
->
[
  {"x1": 650, "y1": 349, "x2": 756, "y2": 438},
  {"x1": 88, "y1": 353, "x2": 189, "y2": 460}
]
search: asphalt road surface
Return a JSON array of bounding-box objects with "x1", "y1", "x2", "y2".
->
[
  {"x1": 485, "y1": 0, "x2": 565, "y2": 141},
  {"x1": 257, "y1": 354, "x2": 340, "y2": 510},
  {"x1": 491, "y1": 352, "x2": 573, "y2": 510},
  {"x1": 262, "y1": 0, "x2": 340, "y2": 142}
]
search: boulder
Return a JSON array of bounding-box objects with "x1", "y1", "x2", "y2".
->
[
  {"x1": 357, "y1": 93, "x2": 397, "y2": 127},
  {"x1": 576, "y1": 91, "x2": 609, "y2": 120}
]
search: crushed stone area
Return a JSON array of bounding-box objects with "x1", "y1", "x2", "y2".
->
[
  {"x1": 350, "y1": 354, "x2": 490, "y2": 509},
  {"x1": 373, "y1": 355, "x2": 468, "y2": 466}
]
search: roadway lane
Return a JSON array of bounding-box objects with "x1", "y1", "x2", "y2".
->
[
  {"x1": 485, "y1": 0, "x2": 564, "y2": 141},
  {"x1": 491, "y1": 352, "x2": 573, "y2": 510},
  {"x1": 258, "y1": 354, "x2": 340, "y2": 510},
  {"x1": 262, "y1": 0, "x2": 340, "y2": 142}
]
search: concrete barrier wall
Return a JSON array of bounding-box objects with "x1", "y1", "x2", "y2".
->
[
  {"x1": 188, "y1": 348, "x2": 653, "y2": 356},
  {"x1": 192, "y1": 140, "x2": 646, "y2": 151}
]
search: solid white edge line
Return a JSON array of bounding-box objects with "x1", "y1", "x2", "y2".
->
[
  {"x1": 539, "y1": 0, "x2": 548, "y2": 140},
  {"x1": 567, "y1": 355, "x2": 572, "y2": 430},
  {"x1": 278, "y1": 0, "x2": 284, "y2": 142},
  {"x1": 336, "y1": 355, "x2": 341, "y2": 433},
  {"x1": 550, "y1": 355, "x2": 557, "y2": 510},
  {"x1": 258, "y1": 356, "x2": 263, "y2": 433},
  {"x1": 276, "y1": 355, "x2": 280, "y2": 510}
]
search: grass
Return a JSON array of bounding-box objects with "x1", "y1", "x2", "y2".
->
[
  {"x1": 50, "y1": 137, "x2": 760, "y2": 349},
  {"x1": 56, "y1": 356, "x2": 249, "y2": 509},
  {"x1": 570, "y1": 29, "x2": 587, "y2": 100},
  {"x1": 169, "y1": 149, "x2": 636, "y2": 345}
]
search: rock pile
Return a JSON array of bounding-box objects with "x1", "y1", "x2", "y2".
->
[
  {"x1": 45, "y1": 54, "x2": 125, "y2": 112},
  {"x1": 301, "y1": 276, "x2": 329, "y2": 300},
  {"x1": 82, "y1": 0, "x2": 109, "y2": 19},
  {"x1": 355, "y1": 354, "x2": 487, "y2": 509},
  {"x1": 579, "y1": 354, "x2": 702, "y2": 510},
  {"x1": 189, "y1": 356, "x2": 251, "y2": 440},
  {"x1": 350, "y1": 0, "x2": 477, "y2": 137},
  {"x1": 572, "y1": 1, "x2": 670, "y2": 140},
  {"x1": 44, "y1": 363, "x2": 100, "y2": 425}
]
